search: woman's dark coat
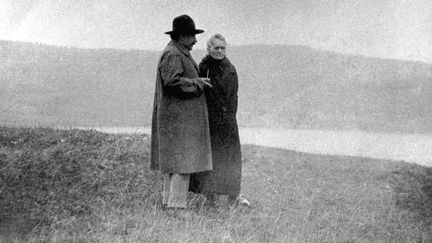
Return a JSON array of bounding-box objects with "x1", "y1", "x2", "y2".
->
[
  {"x1": 190, "y1": 55, "x2": 242, "y2": 197},
  {"x1": 150, "y1": 41, "x2": 212, "y2": 174}
]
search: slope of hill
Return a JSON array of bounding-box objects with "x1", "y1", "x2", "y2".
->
[
  {"x1": 229, "y1": 45, "x2": 432, "y2": 132},
  {"x1": 1, "y1": 41, "x2": 155, "y2": 127},
  {"x1": 1, "y1": 127, "x2": 431, "y2": 241},
  {"x1": 1, "y1": 41, "x2": 431, "y2": 133}
]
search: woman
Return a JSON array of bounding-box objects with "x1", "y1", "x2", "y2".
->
[{"x1": 190, "y1": 33, "x2": 250, "y2": 207}]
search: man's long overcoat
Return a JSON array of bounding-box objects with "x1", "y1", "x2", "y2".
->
[{"x1": 150, "y1": 40, "x2": 212, "y2": 174}]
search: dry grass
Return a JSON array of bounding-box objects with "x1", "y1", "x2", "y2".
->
[{"x1": 1, "y1": 126, "x2": 431, "y2": 242}]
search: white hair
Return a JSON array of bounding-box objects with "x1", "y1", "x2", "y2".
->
[{"x1": 207, "y1": 33, "x2": 227, "y2": 50}]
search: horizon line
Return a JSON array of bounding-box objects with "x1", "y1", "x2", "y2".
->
[{"x1": 1, "y1": 39, "x2": 431, "y2": 65}]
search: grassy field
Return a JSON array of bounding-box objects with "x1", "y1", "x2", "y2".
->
[{"x1": 0, "y1": 126, "x2": 431, "y2": 242}]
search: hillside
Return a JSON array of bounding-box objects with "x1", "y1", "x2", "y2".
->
[
  {"x1": 0, "y1": 41, "x2": 155, "y2": 127},
  {"x1": 229, "y1": 45, "x2": 432, "y2": 132},
  {"x1": 1, "y1": 127, "x2": 431, "y2": 241},
  {"x1": 1, "y1": 40, "x2": 431, "y2": 133}
]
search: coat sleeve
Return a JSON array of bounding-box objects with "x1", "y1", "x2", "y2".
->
[
  {"x1": 159, "y1": 52, "x2": 203, "y2": 98},
  {"x1": 198, "y1": 63, "x2": 206, "y2": 78},
  {"x1": 229, "y1": 66, "x2": 239, "y2": 115}
]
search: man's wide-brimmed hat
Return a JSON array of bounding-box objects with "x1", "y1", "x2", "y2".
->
[{"x1": 165, "y1": 15, "x2": 204, "y2": 35}]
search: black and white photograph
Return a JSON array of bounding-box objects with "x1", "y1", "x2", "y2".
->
[{"x1": 1, "y1": 0, "x2": 431, "y2": 242}]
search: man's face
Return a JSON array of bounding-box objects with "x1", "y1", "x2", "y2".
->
[
  {"x1": 179, "y1": 34, "x2": 197, "y2": 51},
  {"x1": 208, "y1": 39, "x2": 226, "y2": 60}
]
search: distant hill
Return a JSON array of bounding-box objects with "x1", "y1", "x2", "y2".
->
[{"x1": 1, "y1": 40, "x2": 431, "y2": 133}]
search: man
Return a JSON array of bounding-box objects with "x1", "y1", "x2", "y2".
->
[{"x1": 150, "y1": 15, "x2": 212, "y2": 209}]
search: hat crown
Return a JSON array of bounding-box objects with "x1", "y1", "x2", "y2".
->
[
  {"x1": 165, "y1": 15, "x2": 204, "y2": 35},
  {"x1": 173, "y1": 15, "x2": 195, "y2": 32}
]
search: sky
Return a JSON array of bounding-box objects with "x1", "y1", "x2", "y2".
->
[{"x1": 0, "y1": 0, "x2": 431, "y2": 63}]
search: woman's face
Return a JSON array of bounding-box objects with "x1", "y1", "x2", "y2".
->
[{"x1": 208, "y1": 39, "x2": 226, "y2": 60}]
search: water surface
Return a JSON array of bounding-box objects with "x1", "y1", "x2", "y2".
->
[{"x1": 76, "y1": 126, "x2": 432, "y2": 167}]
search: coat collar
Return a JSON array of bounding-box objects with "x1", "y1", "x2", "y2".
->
[
  {"x1": 201, "y1": 55, "x2": 231, "y2": 67},
  {"x1": 169, "y1": 40, "x2": 190, "y2": 57},
  {"x1": 168, "y1": 40, "x2": 198, "y2": 71},
  {"x1": 200, "y1": 55, "x2": 232, "y2": 74}
]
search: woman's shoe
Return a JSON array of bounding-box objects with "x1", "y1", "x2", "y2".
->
[
  {"x1": 228, "y1": 194, "x2": 251, "y2": 207},
  {"x1": 236, "y1": 195, "x2": 251, "y2": 207}
]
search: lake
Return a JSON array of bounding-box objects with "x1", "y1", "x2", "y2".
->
[{"x1": 75, "y1": 126, "x2": 432, "y2": 167}]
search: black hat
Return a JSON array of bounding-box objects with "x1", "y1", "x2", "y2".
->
[{"x1": 165, "y1": 15, "x2": 204, "y2": 35}]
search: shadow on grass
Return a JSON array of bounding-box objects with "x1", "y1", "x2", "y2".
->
[{"x1": 386, "y1": 164, "x2": 432, "y2": 217}]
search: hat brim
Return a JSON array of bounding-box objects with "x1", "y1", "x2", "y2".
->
[{"x1": 165, "y1": 29, "x2": 204, "y2": 35}]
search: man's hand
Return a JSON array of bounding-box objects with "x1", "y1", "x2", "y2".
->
[{"x1": 196, "y1": 78, "x2": 212, "y2": 88}]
